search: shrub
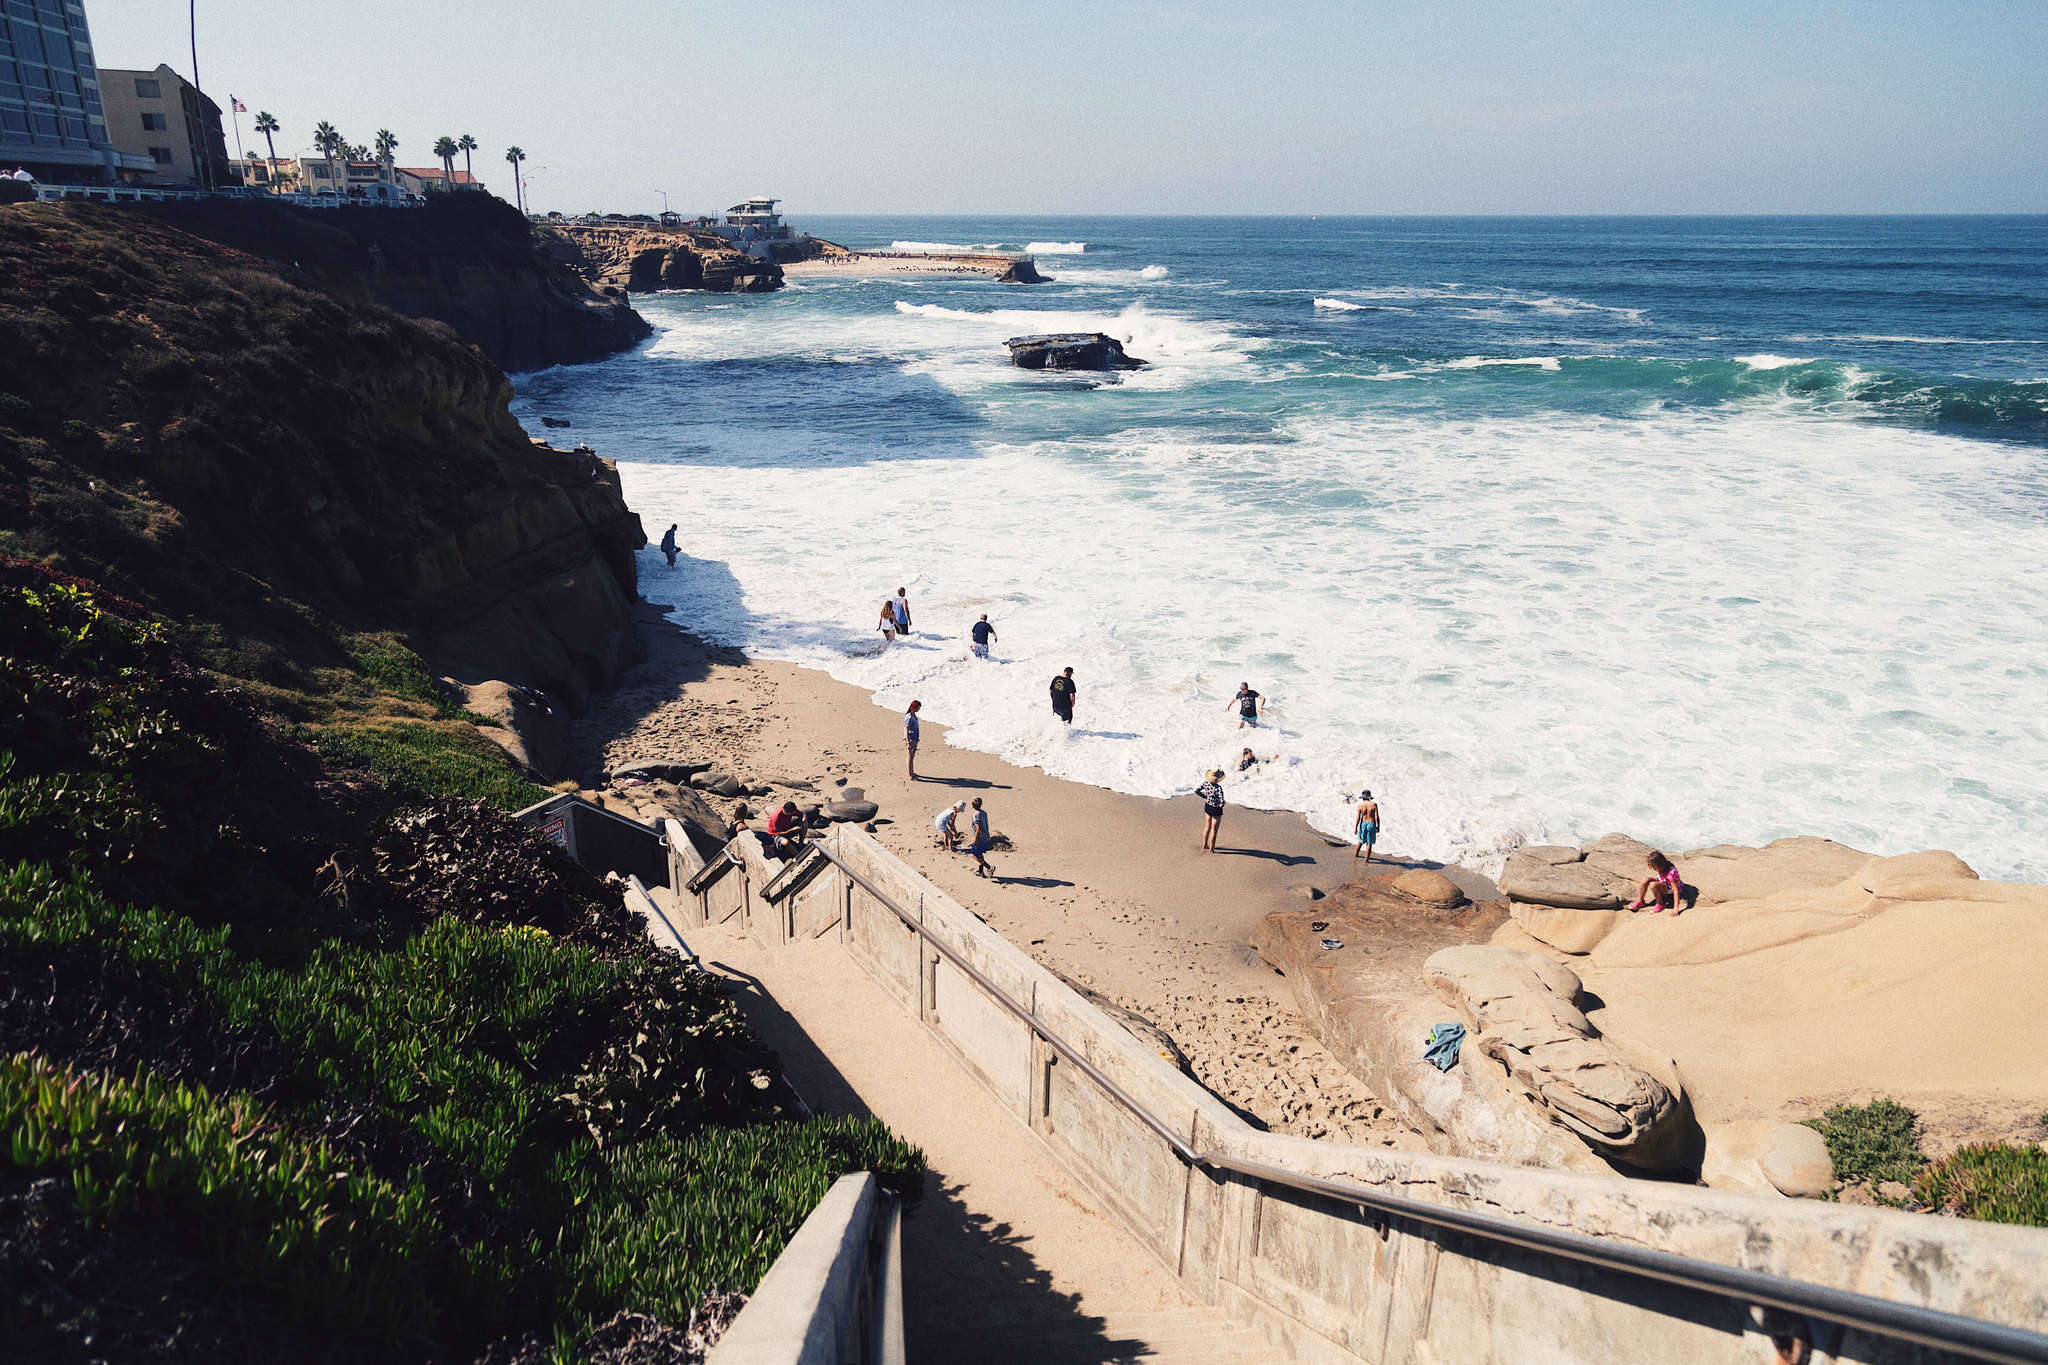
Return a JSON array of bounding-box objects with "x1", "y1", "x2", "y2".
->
[
  {"x1": 1803, "y1": 1098, "x2": 1927, "y2": 1187},
  {"x1": 0, "y1": 1052, "x2": 489, "y2": 1350},
  {"x1": 552, "y1": 1117, "x2": 924, "y2": 1330},
  {"x1": 0, "y1": 393, "x2": 27, "y2": 423},
  {"x1": 59, "y1": 418, "x2": 95, "y2": 443},
  {"x1": 315, "y1": 721, "x2": 546, "y2": 810},
  {"x1": 349, "y1": 633, "x2": 457, "y2": 716},
  {"x1": 1913, "y1": 1144, "x2": 2048, "y2": 1227}
]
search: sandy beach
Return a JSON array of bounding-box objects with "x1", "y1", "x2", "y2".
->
[
  {"x1": 783, "y1": 251, "x2": 1028, "y2": 280},
  {"x1": 572, "y1": 604, "x2": 1499, "y2": 1146}
]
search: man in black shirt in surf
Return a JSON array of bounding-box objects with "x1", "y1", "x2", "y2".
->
[{"x1": 1050, "y1": 667, "x2": 1077, "y2": 723}]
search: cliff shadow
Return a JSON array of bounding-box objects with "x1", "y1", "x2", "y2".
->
[
  {"x1": 703, "y1": 958, "x2": 1129, "y2": 1363},
  {"x1": 512, "y1": 352, "x2": 993, "y2": 471}
]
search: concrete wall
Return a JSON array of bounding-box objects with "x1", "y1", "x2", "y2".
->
[
  {"x1": 708, "y1": 1172, "x2": 900, "y2": 1365},
  {"x1": 681, "y1": 827, "x2": 2048, "y2": 1365}
]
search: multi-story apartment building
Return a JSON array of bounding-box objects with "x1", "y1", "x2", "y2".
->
[
  {"x1": 98, "y1": 63, "x2": 234, "y2": 188},
  {"x1": 0, "y1": 0, "x2": 150, "y2": 181}
]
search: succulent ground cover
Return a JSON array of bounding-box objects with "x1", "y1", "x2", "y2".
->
[{"x1": 0, "y1": 572, "x2": 923, "y2": 1361}]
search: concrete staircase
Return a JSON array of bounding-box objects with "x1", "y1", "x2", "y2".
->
[{"x1": 913, "y1": 1307, "x2": 1277, "y2": 1363}]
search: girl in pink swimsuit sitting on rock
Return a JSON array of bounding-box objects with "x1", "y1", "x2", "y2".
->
[{"x1": 1629, "y1": 850, "x2": 1685, "y2": 913}]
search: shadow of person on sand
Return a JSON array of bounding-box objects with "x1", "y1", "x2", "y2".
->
[
  {"x1": 993, "y1": 875, "x2": 1074, "y2": 889},
  {"x1": 702, "y1": 958, "x2": 1136, "y2": 1363},
  {"x1": 917, "y1": 774, "x2": 1013, "y2": 790},
  {"x1": 1212, "y1": 847, "x2": 1317, "y2": 867}
]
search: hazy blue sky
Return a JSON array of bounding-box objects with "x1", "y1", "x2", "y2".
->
[{"x1": 91, "y1": 0, "x2": 2048, "y2": 215}]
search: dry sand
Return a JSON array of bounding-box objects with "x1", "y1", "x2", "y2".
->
[
  {"x1": 782, "y1": 253, "x2": 1022, "y2": 280},
  {"x1": 574, "y1": 607, "x2": 1489, "y2": 1146}
]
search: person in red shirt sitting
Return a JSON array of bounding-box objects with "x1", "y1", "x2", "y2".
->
[{"x1": 766, "y1": 801, "x2": 808, "y2": 857}]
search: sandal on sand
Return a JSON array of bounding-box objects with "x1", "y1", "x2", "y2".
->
[{"x1": 1627, "y1": 900, "x2": 1646, "y2": 910}]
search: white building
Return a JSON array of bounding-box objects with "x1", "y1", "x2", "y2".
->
[{"x1": 703, "y1": 196, "x2": 816, "y2": 261}]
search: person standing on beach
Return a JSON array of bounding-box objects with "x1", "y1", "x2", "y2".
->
[
  {"x1": 1229, "y1": 682, "x2": 1264, "y2": 729},
  {"x1": 970, "y1": 614, "x2": 997, "y2": 659},
  {"x1": 660, "y1": 524, "x2": 679, "y2": 568},
  {"x1": 878, "y1": 601, "x2": 897, "y2": 644},
  {"x1": 892, "y1": 588, "x2": 912, "y2": 637},
  {"x1": 1197, "y1": 769, "x2": 1226, "y2": 852},
  {"x1": 966, "y1": 796, "x2": 994, "y2": 877},
  {"x1": 904, "y1": 699, "x2": 922, "y2": 780},
  {"x1": 1050, "y1": 667, "x2": 1077, "y2": 724},
  {"x1": 1354, "y1": 790, "x2": 1379, "y2": 863}
]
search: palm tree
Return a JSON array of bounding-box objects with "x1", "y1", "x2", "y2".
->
[
  {"x1": 252, "y1": 111, "x2": 280, "y2": 191},
  {"x1": 432, "y1": 136, "x2": 459, "y2": 191},
  {"x1": 373, "y1": 128, "x2": 397, "y2": 182},
  {"x1": 457, "y1": 133, "x2": 477, "y2": 184},
  {"x1": 312, "y1": 120, "x2": 340, "y2": 196},
  {"x1": 504, "y1": 146, "x2": 526, "y2": 214}
]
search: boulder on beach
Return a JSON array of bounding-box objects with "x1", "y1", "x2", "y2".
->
[
  {"x1": 824, "y1": 798, "x2": 879, "y2": 823},
  {"x1": 1005, "y1": 333, "x2": 1147, "y2": 371}
]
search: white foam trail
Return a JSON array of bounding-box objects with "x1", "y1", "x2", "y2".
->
[
  {"x1": 1735, "y1": 353, "x2": 1815, "y2": 370},
  {"x1": 1783, "y1": 334, "x2": 2048, "y2": 345},
  {"x1": 1027, "y1": 241, "x2": 1087, "y2": 254},
  {"x1": 888, "y1": 239, "x2": 1009, "y2": 253},
  {"x1": 1139, "y1": 264, "x2": 1169, "y2": 281},
  {"x1": 1444, "y1": 355, "x2": 1562, "y2": 370},
  {"x1": 1313, "y1": 297, "x2": 1369, "y2": 311}
]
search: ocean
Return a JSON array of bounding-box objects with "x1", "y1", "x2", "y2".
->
[{"x1": 511, "y1": 216, "x2": 2048, "y2": 882}]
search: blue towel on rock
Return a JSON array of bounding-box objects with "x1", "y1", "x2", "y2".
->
[{"x1": 1424, "y1": 1022, "x2": 1466, "y2": 1072}]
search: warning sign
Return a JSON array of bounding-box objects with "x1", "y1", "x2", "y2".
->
[{"x1": 539, "y1": 813, "x2": 568, "y2": 849}]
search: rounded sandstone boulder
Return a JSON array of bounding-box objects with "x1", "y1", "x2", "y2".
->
[
  {"x1": 1392, "y1": 868, "x2": 1466, "y2": 906},
  {"x1": 824, "y1": 799, "x2": 879, "y2": 823},
  {"x1": 1759, "y1": 1123, "x2": 1835, "y2": 1197}
]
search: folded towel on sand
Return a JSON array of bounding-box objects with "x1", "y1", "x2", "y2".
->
[{"x1": 1424, "y1": 1022, "x2": 1466, "y2": 1072}]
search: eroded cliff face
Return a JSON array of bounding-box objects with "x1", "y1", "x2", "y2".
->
[
  {"x1": 542, "y1": 223, "x2": 784, "y2": 294},
  {"x1": 0, "y1": 202, "x2": 640, "y2": 704},
  {"x1": 137, "y1": 194, "x2": 651, "y2": 372}
]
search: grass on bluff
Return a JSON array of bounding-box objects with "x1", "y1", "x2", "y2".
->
[
  {"x1": 314, "y1": 720, "x2": 547, "y2": 811},
  {"x1": 1803, "y1": 1097, "x2": 1928, "y2": 1189}
]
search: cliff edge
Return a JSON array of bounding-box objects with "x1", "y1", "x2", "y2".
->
[
  {"x1": 135, "y1": 193, "x2": 652, "y2": 372},
  {"x1": 0, "y1": 202, "x2": 641, "y2": 706},
  {"x1": 543, "y1": 222, "x2": 784, "y2": 294}
]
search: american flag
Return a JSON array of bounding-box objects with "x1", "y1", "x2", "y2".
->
[{"x1": 231, "y1": 96, "x2": 247, "y2": 113}]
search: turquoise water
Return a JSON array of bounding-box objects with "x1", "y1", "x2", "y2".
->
[{"x1": 515, "y1": 216, "x2": 2048, "y2": 880}]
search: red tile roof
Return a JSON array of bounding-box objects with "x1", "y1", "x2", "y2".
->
[{"x1": 400, "y1": 167, "x2": 481, "y2": 184}]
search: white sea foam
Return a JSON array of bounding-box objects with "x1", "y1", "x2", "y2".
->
[
  {"x1": 1443, "y1": 355, "x2": 1562, "y2": 370},
  {"x1": 1735, "y1": 353, "x2": 1815, "y2": 370},
  {"x1": 1783, "y1": 334, "x2": 2048, "y2": 346},
  {"x1": 1139, "y1": 264, "x2": 1169, "y2": 281},
  {"x1": 1313, "y1": 297, "x2": 1369, "y2": 311},
  {"x1": 1027, "y1": 241, "x2": 1087, "y2": 254},
  {"x1": 888, "y1": 239, "x2": 1009, "y2": 254},
  {"x1": 546, "y1": 294, "x2": 2048, "y2": 884}
]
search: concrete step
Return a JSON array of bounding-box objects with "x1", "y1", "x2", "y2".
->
[{"x1": 913, "y1": 1307, "x2": 1280, "y2": 1363}]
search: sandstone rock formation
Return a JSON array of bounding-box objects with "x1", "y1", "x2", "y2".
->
[
  {"x1": 463, "y1": 679, "x2": 571, "y2": 778},
  {"x1": 542, "y1": 224, "x2": 784, "y2": 295},
  {"x1": 0, "y1": 203, "x2": 642, "y2": 709},
  {"x1": 1422, "y1": 945, "x2": 1691, "y2": 1171},
  {"x1": 1251, "y1": 880, "x2": 1620, "y2": 1173},
  {"x1": 1005, "y1": 333, "x2": 1148, "y2": 370}
]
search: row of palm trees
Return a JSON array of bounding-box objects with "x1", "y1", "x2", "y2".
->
[{"x1": 241, "y1": 112, "x2": 530, "y2": 211}]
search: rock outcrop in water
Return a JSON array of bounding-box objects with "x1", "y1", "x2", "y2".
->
[
  {"x1": 136, "y1": 193, "x2": 650, "y2": 372},
  {"x1": 1005, "y1": 333, "x2": 1147, "y2": 370},
  {"x1": 0, "y1": 202, "x2": 641, "y2": 705},
  {"x1": 543, "y1": 223, "x2": 784, "y2": 295}
]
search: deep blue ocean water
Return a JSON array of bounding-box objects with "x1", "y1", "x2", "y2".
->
[{"x1": 515, "y1": 216, "x2": 2048, "y2": 879}]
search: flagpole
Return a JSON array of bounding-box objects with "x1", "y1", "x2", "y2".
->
[{"x1": 229, "y1": 100, "x2": 245, "y2": 172}]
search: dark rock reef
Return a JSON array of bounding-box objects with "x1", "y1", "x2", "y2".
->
[
  {"x1": 1006, "y1": 332, "x2": 1147, "y2": 370},
  {"x1": 0, "y1": 202, "x2": 641, "y2": 705},
  {"x1": 543, "y1": 223, "x2": 784, "y2": 295},
  {"x1": 136, "y1": 193, "x2": 651, "y2": 372}
]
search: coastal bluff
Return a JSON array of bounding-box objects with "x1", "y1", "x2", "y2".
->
[
  {"x1": 543, "y1": 222, "x2": 784, "y2": 294},
  {"x1": 0, "y1": 202, "x2": 641, "y2": 705},
  {"x1": 133, "y1": 192, "x2": 651, "y2": 372}
]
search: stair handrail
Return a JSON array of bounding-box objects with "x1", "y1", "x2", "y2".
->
[{"x1": 794, "y1": 840, "x2": 2048, "y2": 1365}]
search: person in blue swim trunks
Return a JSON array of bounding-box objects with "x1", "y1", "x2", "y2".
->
[{"x1": 1354, "y1": 789, "x2": 1379, "y2": 864}]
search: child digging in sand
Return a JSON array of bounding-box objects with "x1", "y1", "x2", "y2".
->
[{"x1": 1629, "y1": 850, "x2": 1685, "y2": 913}]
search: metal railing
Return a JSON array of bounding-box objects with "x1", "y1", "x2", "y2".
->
[{"x1": 791, "y1": 840, "x2": 2048, "y2": 1365}]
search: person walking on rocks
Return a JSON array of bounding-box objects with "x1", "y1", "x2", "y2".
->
[
  {"x1": 1229, "y1": 681, "x2": 1264, "y2": 729},
  {"x1": 878, "y1": 600, "x2": 898, "y2": 644},
  {"x1": 970, "y1": 613, "x2": 997, "y2": 659},
  {"x1": 892, "y1": 588, "x2": 913, "y2": 637},
  {"x1": 1050, "y1": 667, "x2": 1077, "y2": 724},
  {"x1": 1197, "y1": 769, "x2": 1226, "y2": 852},
  {"x1": 904, "y1": 699, "x2": 922, "y2": 780},
  {"x1": 1354, "y1": 789, "x2": 1379, "y2": 863},
  {"x1": 966, "y1": 796, "x2": 994, "y2": 877},
  {"x1": 934, "y1": 799, "x2": 966, "y2": 851},
  {"x1": 659, "y1": 524, "x2": 679, "y2": 568}
]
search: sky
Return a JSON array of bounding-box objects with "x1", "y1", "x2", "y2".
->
[{"x1": 88, "y1": 0, "x2": 2048, "y2": 216}]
